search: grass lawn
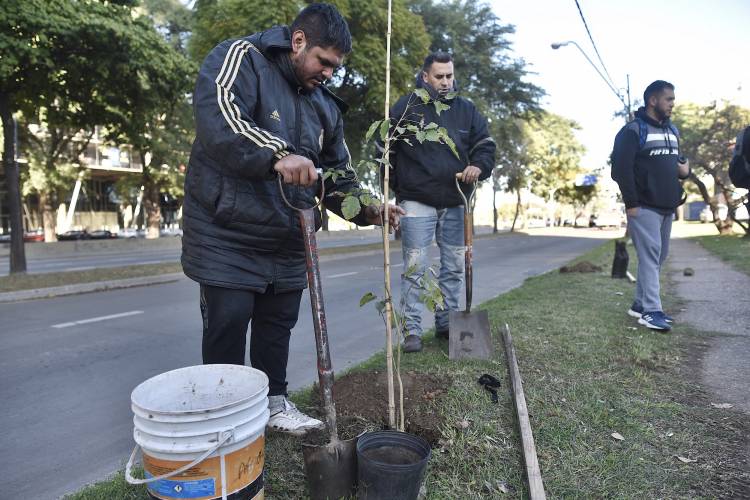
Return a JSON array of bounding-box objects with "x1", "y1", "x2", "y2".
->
[
  {"x1": 693, "y1": 233, "x2": 750, "y2": 276},
  {"x1": 67, "y1": 241, "x2": 748, "y2": 499}
]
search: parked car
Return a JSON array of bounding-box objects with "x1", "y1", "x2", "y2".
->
[
  {"x1": 117, "y1": 228, "x2": 145, "y2": 239},
  {"x1": 88, "y1": 229, "x2": 118, "y2": 240},
  {"x1": 0, "y1": 233, "x2": 10, "y2": 243},
  {"x1": 23, "y1": 229, "x2": 45, "y2": 242},
  {"x1": 57, "y1": 230, "x2": 90, "y2": 241},
  {"x1": 590, "y1": 211, "x2": 625, "y2": 228}
]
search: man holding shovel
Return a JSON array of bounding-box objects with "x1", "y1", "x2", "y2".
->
[
  {"x1": 385, "y1": 52, "x2": 496, "y2": 353},
  {"x1": 182, "y1": 3, "x2": 403, "y2": 435}
]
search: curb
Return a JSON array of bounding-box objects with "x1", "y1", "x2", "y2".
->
[{"x1": 0, "y1": 273, "x2": 185, "y2": 304}]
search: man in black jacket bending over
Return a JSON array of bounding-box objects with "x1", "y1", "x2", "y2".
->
[
  {"x1": 387, "y1": 52, "x2": 496, "y2": 353},
  {"x1": 182, "y1": 3, "x2": 403, "y2": 435},
  {"x1": 611, "y1": 80, "x2": 690, "y2": 332}
]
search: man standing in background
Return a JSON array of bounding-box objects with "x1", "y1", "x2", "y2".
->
[{"x1": 611, "y1": 80, "x2": 690, "y2": 332}]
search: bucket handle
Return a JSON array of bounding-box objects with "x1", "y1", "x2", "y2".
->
[{"x1": 125, "y1": 430, "x2": 233, "y2": 485}]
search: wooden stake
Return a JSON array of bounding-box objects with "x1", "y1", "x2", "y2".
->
[
  {"x1": 502, "y1": 323, "x2": 546, "y2": 500},
  {"x1": 381, "y1": 0, "x2": 396, "y2": 430}
]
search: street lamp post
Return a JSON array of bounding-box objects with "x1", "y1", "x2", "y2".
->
[{"x1": 551, "y1": 40, "x2": 631, "y2": 121}]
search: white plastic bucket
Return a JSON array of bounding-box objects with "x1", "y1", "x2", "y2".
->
[{"x1": 126, "y1": 364, "x2": 269, "y2": 500}]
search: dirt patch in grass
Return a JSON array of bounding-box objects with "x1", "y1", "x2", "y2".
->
[
  {"x1": 311, "y1": 370, "x2": 450, "y2": 445},
  {"x1": 559, "y1": 260, "x2": 602, "y2": 273}
]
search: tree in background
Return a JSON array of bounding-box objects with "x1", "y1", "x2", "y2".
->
[
  {"x1": 673, "y1": 102, "x2": 750, "y2": 235},
  {"x1": 3, "y1": 0, "x2": 195, "y2": 241},
  {"x1": 492, "y1": 119, "x2": 529, "y2": 232},
  {"x1": 525, "y1": 111, "x2": 587, "y2": 218}
]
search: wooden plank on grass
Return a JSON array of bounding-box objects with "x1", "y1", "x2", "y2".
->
[{"x1": 502, "y1": 323, "x2": 546, "y2": 500}]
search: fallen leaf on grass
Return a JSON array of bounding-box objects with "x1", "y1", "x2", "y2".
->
[
  {"x1": 611, "y1": 432, "x2": 625, "y2": 441},
  {"x1": 710, "y1": 403, "x2": 734, "y2": 409},
  {"x1": 455, "y1": 419, "x2": 470, "y2": 430},
  {"x1": 676, "y1": 455, "x2": 697, "y2": 463},
  {"x1": 615, "y1": 292, "x2": 624, "y2": 296}
]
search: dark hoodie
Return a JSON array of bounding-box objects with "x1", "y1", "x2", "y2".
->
[
  {"x1": 182, "y1": 26, "x2": 369, "y2": 292},
  {"x1": 611, "y1": 107, "x2": 687, "y2": 211},
  {"x1": 384, "y1": 76, "x2": 496, "y2": 209}
]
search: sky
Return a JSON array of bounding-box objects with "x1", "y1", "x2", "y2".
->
[{"x1": 490, "y1": 0, "x2": 750, "y2": 172}]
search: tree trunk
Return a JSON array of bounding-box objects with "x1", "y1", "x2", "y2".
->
[
  {"x1": 689, "y1": 173, "x2": 724, "y2": 234},
  {"x1": 510, "y1": 188, "x2": 521, "y2": 232},
  {"x1": 39, "y1": 189, "x2": 58, "y2": 242},
  {"x1": 492, "y1": 184, "x2": 498, "y2": 233},
  {"x1": 143, "y1": 179, "x2": 161, "y2": 239},
  {"x1": 321, "y1": 203, "x2": 329, "y2": 231},
  {"x1": 0, "y1": 91, "x2": 27, "y2": 273}
]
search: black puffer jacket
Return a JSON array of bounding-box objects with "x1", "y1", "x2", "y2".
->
[
  {"x1": 385, "y1": 78, "x2": 496, "y2": 208},
  {"x1": 182, "y1": 26, "x2": 369, "y2": 292}
]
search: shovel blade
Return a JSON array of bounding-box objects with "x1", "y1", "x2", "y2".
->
[
  {"x1": 302, "y1": 438, "x2": 358, "y2": 500},
  {"x1": 448, "y1": 310, "x2": 493, "y2": 360}
]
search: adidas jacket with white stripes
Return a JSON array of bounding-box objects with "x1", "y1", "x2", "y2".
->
[
  {"x1": 611, "y1": 107, "x2": 688, "y2": 211},
  {"x1": 182, "y1": 26, "x2": 370, "y2": 292}
]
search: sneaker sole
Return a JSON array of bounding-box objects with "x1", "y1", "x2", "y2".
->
[
  {"x1": 627, "y1": 309, "x2": 642, "y2": 319},
  {"x1": 638, "y1": 317, "x2": 671, "y2": 331},
  {"x1": 266, "y1": 423, "x2": 323, "y2": 436}
]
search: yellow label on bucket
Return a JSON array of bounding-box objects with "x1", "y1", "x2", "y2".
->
[{"x1": 144, "y1": 437, "x2": 265, "y2": 500}]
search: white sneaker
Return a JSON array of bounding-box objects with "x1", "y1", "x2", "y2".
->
[{"x1": 267, "y1": 399, "x2": 324, "y2": 436}]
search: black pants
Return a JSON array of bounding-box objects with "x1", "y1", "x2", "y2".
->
[{"x1": 200, "y1": 284, "x2": 303, "y2": 397}]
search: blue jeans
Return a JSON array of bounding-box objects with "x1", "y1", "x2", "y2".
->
[{"x1": 399, "y1": 200, "x2": 465, "y2": 337}]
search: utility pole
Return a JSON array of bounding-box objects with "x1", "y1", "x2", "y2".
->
[{"x1": 0, "y1": 93, "x2": 27, "y2": 273}]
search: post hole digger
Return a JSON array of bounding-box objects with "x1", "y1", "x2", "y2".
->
[
  {"x1": 448, "y1": 173, "x2": 493, "y2": 360},
  {"x1": 278, "y1": 175, "x2": 357, "y2": 500}
]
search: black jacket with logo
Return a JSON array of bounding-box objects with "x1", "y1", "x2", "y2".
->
[
  {"x1": 385, "y1": 79, "x2": 496, "y2": 209},
  {"x1": 182, "y1": 26, "x2": 369, "y2": 292},
  {"x1": 611, "y1": 107, "x2": 687, "y2": 211}
]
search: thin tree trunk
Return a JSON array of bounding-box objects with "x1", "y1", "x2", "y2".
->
[
  {"x1": 321, "y1": 203, "x2": 329, "y2": 231},
  {"x1": 0, "y1": 91, "x2": 26, "y2": 273},
  {"x1": 492, "y1": 183, "x2": 498, "y2": 233},
  {"x1": 382, "y1": 0, "x2": 398, "y2": 431},
  {"x1": 39, "y1": 189, "x2": 58, "y2": 242},
  {"x1": 510, "y1": 188, "x2": 521, "y2": 232}
]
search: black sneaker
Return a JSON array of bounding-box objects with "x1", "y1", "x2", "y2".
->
[
  {"x1": 435, "y1": 329, "x2": 449, "y2": 340},
  {"x1": 403, "y1": 334, "x2": 423, "y2": 353}
]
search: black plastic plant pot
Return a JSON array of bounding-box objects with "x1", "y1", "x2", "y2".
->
[{"x1": 356, "y1": 430, "x2": 431, "y2": 500}]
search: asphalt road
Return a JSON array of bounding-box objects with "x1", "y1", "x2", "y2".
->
[
  {"x1": 0, "y1": 228, "x2": 609, "y2": 499},
  {"x1": 0, "y1": 232, "x2": 386, "y2": 276}
]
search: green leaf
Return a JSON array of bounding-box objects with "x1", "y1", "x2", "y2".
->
[
  {"x1": 366, "y1": 120, "x2": 382, "y2": 142},
  {"x1": 424, "y1": 129, "x2": 440, "y2": 142},
  {"x1": 359, "y1": 292, "x2": 377, "y2": 307},
  {"x1": 442, "y1": 133, "x2": 460, "y2": 159},
  {"x1": 375, "y1": 300, "x2": 387, "y2": 314},
  {"x1": 424, "y1": 122, "x2": 438, "y2": 130},
  {"x1": 379, "y1": 119, "x2": 390, "y2": 142},
  {"x1": 395, "y1": 126, "x2": 406, "y2": 135},
  {"x1": 434, "y1": 101, "x2": 450, "y2": 115},
  {"x1": 414, "y1": 88, "x2": 430, "y2": 103},
  {"x1": 341, "y1": 195, "x2": 361, "y2": 220},
  {"x1": 416, "y1": 130, "x2": 426, "y2": 143}
]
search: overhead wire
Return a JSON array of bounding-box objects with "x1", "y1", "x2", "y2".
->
[{"x1": 573, "y1": 0, "x2": 617, "y2": 90}]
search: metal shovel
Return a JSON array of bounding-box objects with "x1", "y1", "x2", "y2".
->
[
  {"x1": 277, "y1": 176, "x2": 357, "y2": 500},
  {"x1": 448, "y1": 174, "x2": 493, "y2": 360}
]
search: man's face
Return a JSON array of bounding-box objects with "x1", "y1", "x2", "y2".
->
[
  {"x1": 290, "y1": 31, "x2": 344, "y2": 91},
  {"x1": 651, "y1": 88, "x2": 676, "y2": 120},
  {"x1": 422, "y1": 61, "x2": 454, "y2": 96}
]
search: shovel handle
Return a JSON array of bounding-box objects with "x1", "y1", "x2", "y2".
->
[
  {"x1": 455, "y1": 174, "x2": 475, "y2": 312},
  {"x1": 289, "y1": 189, "x2": 339, "y2": 443},
  {"x1": 277, "y1": 169, "x2": 325, "y2": 212}
]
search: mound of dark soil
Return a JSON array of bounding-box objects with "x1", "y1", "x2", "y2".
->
[
  {"x1": 310, "y1": 370, "x2": 450, "y2": 445},
  {"x1": 560, "y1": 261, "x2": 603, "y2": 273}
]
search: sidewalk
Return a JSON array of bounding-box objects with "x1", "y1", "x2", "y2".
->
[{"x1": 668, "y1": 237, "x2": 750, "y2": 413}]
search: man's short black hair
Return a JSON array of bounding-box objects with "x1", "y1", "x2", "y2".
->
[
  {"x1": 291, "y1": 3, "x2": 352, "y2": 54},
  {"x1": 422, "y1": 52, "x2": 453, "y2": 72},
  {"x1": 643, "y1": 80, "x2": 675, "y2": 105}
]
